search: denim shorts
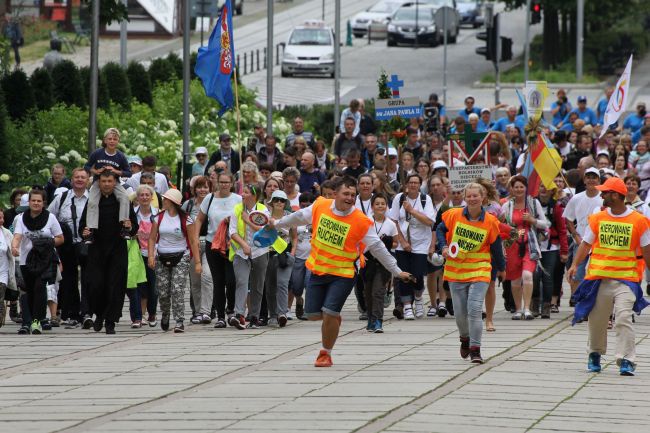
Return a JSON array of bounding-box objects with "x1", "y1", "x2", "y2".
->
[
  {"x1": 569, "y1": 243, "x2": 589, "y2": 282},
  {"x1": 305, "y1": 273, "x2": 356, "y2": 317}
]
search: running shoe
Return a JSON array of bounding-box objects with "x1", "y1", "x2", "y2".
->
[
  {"x1": 427, "y1": 305, "x2": 437, "y2": 317},
  {"x1": 17, "y1": 325, "x2": 30, "y2": 335},
  {"x1": 469, "y1": 346, "x2": 483, "y2": 364},
  {"x1": 105, "y1": 321, "x2": 116, "y2": 334},
  {"x1": 414, "y1": 298, "x2": 424, "y2": 318},
  {"x1": 404, "y1": 307, "x2": 415, "y2": 320},
  {"x1": 93, "y1": 316, "x2": 104, "y2": 332},
  {"x1": 550, "y1": 304, "x2": 559, "y2": 313},
  {"x1": 41, "y1": 319, "x2": 52, "y2": 331},
  {"x1": 460, "y1": 336, "x2": 470, "y2": 359},
  {"x1": 619, "y1": 358, "x2": 636, "y2": 376},
  {"x1": 190, "y1": 315, "x2": 202, "y2": 325},
  {"x1": 174, "y1": 320, "x2": 185, "y2": 333},
  {"x1": 82, "y1": 315, "x2": 94, "y2": 329},
  {"x1": 229, "y1": 315, "x2": 245, "y2": 330},
  {"x1": 267, "y1": 317, "x2": 279, "y2": 328},
  {"x1": 314, "y1": 349, "x2": 333, "y2": 367},
  {"x1": 30, "y1": 319, "x2": 42, "y2": 335},
  {"x1": 201, "y1": 314, "x2": 212, "y2": 324},
  {"x1": 523, "y1": 309, "x2": 535, "y2": 320},
  {"x1": 437, "y1": 303, "x2": 448, "y2": 318},
  {"x1": 147, "y1": 314, "x2": 157, "y2": 327},
  {"x1": 131, "y1": 321, "x2": 142, "y2": 329},
  {"x1": 50, "y1": 316, "x2": 61, "y2": 327},
  {"x1": 213, "y1": 319, "x2": 226, "y2": 328},
  {"x1": 393, "y1": 306, "x2": 404, "y2": 320},
  {"x1": 511, "y1": 311, "x2": 523, "y2": 320},
  {"x1": 373, "y1": 319, "x2": 384, "y2": 333},
  {"x1": 278, "y1": 315, "x2": 287, "y2": 328},
  {"x1": 247, "y1": 317, "x2": 259, "y2": 329},
  {"x1": 587, "y1": 352, "x2": 601, "y2": 373},
  {"x1": 366, "y1": 319, "x2": 375, "y2": 332}
]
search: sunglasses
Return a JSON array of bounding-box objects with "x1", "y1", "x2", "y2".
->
[{"x1": 271, "y1": 198, "x2": 287, "y2": 203}]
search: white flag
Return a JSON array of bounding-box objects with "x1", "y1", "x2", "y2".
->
[{"x1": 600, "y1": 55, "x2": 633, "y2": 138}]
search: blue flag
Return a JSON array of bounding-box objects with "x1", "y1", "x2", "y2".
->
[{"x1": 194, "y1": 0, "x2": 235, "y2": 115}]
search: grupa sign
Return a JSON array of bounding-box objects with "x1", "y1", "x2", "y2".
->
[
  {"x1": 375, "y1": 97, "x2": 422, "y2": 120},
  {"x1": 448, "y1": 165, "x2": 492, "y2": 191}
]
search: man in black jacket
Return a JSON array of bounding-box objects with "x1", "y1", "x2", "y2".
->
[
  {"x1": 80, "y1": 171, "x2": 138, "y2": 334},
  {"x1": 205, "y1": 134, "x2": 241, "y2": 175}
]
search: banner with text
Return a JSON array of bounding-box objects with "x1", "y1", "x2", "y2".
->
[
  {"x1": 448, "y1": 165, "x2": 492, "y2": 191},
  {"x1": 375, "y1": 97, "x2": 422, "y2": 120}
]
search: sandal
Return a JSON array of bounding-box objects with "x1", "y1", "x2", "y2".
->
[
  {"x1": 214, "y1": 319, "x2": 227, "y2": 328},
  {"x1": 486, "y1": 322, "x2": 496, "y2": 332}
]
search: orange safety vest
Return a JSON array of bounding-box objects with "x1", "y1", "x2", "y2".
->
[
  {"x1": 585, "y1": 210, "x2": 649, "y2": 282},
  {"x1": 306, "y1": 197, "x2": 373, "y2": 278},
  {"x1": 441, "y1": 207, "x2": 500, "y2": 283}
]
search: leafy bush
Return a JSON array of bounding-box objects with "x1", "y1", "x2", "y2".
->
[
  {"x1": 102, "y1": 62, "x2": 131, "y2": 109},
  {"x1": 30, "y1": 68, "x2": 54, "y2": 111},
  {"x1": 126, "y1": 61, "x2": 152, "y2": 106},
  {"x1": 148, "y1": 57, "x2": 177, "y2": 85},
  {"x1": 51, "y1": 60, "x2": 85, "y2": 108},
  {"x1": 0, "y1": 69, "x2": 35, "y2": 121},
  {"x1": 0, "y1": 88, "x2": 8, "y2": 181},
  {"x1": 79, "y1": 66, "x2": 110, "y2": 111},
  {"x1": 166, "y1": 52, "x2": 184, "y2": 80}
]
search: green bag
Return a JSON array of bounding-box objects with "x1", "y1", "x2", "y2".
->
[{"x1": 127, "y1": 239, "x2": 147, "y2": 289}]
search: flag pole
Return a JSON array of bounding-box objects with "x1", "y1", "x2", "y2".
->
[{"x1": 233, "y1": 67, "x2": 244, "y2": 193}]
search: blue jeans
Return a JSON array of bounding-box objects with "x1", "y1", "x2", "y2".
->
[
  {"x1": 137, "y1": 254, "x2": 157, "y2": 317},
  {"x1": 305, "y1": 273, "x2": 356, "y2": 317},
  {"x1": 449, "y1": 281, "x2": 489, "y2": 347},
  {"x1": 569, "y1": 243, "x2": 589, "y2": 282},
  {"x1": 126, "y1": 288, "x2": 142, "y2": 322},
  {"x1": 289, "y1": 257, "x2": 310, "y2": 297}
]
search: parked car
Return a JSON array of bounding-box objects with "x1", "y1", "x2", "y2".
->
[
  {"x1": 281, "y1": 21, "x2": 335, "y2": 78},
  {"x1": 456, "y1": 0, "x2": 484, "y2": 27},
  {"x1": 351, "y1": 0, "x2": 409, "y2": 38},
  {"x1": 387, "y1": 4, "x2": 439, "y2": 47},
  {"x1": 421, "y1": 0, "x2": 460, "y2": 43}
]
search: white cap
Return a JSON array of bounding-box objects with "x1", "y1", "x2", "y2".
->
[
  {"x1": 19, "y1": 193, "x2": 29, "y2": 208},
  {"x1": 584, "y1": 167, "x2": 600, "y2": 177},
  {"x1": 195, "y1": 146, "x2": 208, "y2": 156},
  {"x1": 387, "y1": 147, "x2": 398, "y2": 157},
  {"x1": 271, "y1": 190, "x2": 289, "y2": 201},
  {"x1": 432, "y1": 160, "x2": 448, "y2": 170}
]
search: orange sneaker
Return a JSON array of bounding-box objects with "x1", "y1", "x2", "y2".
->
[{"x1": 314, "y1": 349, "x2": 333, "y2": 367}]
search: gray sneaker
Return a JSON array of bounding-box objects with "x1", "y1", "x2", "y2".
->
[{"x1": 268, "y1": 317, "x2": 279, "y2": 328}]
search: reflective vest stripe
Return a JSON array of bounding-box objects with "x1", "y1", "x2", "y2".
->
[
  {"x1": 310, "y1": 252, "x2": 354, "y2": 268},
  {"x1": 589, "y1": 258, "x2": 637, "y2": 269},
  {"x1": 444, "y1": 269, "x2": 491, "y2": 280},
  {"x1": 312, "y1": 238, "x2": 358, "y2": 259},
  {"x1": 457, "y1": 251, "x2": 491, "y2": 260},
  {"x1": 588, "y1": 268, "x2": 639, "y2": 279},
  {"x1": 445, "y1": 260, "x2": 491, "y2": 270},
  {"x1": 592, "y1": 247, "x2": 635, "y2": 258},
  {"x1": 306, "y1": 256, "x2": 356, "y2": 277}
]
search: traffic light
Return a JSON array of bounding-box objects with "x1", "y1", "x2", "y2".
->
[
  {"x1": 530, "y1": 0, "x2": 542, "y2": 25},
  {"x1": 475, "y1": 14, "x2": 498, "y2": 61},
  {"x1": 501, "y1": 37, "x2": 513, "y2": 62}
]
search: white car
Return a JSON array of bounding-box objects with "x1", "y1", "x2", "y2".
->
[
  {"x1": 351, "y1": 0, "x2": 410, "y2": 38},
  {"x1": 281, "y1": 21, "x2": 335, "y2": 78}
]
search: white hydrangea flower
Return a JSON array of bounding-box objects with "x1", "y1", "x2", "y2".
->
[
  {"x1": 137, "y1": 120, "x2": 148, "y2": 127},
  {"x1": 46, "y1": 152, "x2": 56, "y2": 159},
  {"x1": 0, "y1": 174, "x2": 10, "y2": 182}
]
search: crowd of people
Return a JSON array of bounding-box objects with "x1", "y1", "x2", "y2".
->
[{"x1": 1, "y1": 91, "x2": 650, "y2": 373}]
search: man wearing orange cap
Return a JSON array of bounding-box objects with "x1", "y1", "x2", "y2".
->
[{"x1": 568, "y1": 177, "x2": 650, "y2": 376}]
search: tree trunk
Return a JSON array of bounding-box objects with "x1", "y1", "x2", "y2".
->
[{"x1": 542, "y1": 7, "x2": 560, "y2": 69}]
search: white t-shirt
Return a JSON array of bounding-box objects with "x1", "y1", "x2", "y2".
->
[
  {"x1": 157, "y1": 213, "x2": 191, "y2": 254},
  {"x1": 14, "y1": 213, "x2": 63, "y2": 265},
  {"x1": 563, "y1": 191, "x2": 603, "y2": 237},
  {"x1": 583, "y1": 207, "x2": 650, "y2": 246},
  {"x1": 200, "y1": 193, "x2": 242, "y2": 242},
  {"x1": 364, "y1": 217, "x2": 397, "y2": 253},
  {"x1": 0, "y1": 233, "x2": 9, "y2": 285},
  {"x1": 355, "y1": 196, "x2": 373, "y2": 218},
  {"x1": 125, "y1": 172, "x2": 170, "y2": 194},
  {"x1": 294, "y1": 223, "x2": 312, "y2": 260},
  {"x1": 388, "y1": 192, "x2": 435, "y2": 254}
]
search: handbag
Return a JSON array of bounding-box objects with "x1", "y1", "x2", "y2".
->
[
  {"x1": 127, "y1": 239, "x2": 147, "y2": 288},
  {"x1": 211, "y1": 217, "x2": 231, "y2": 257},
  {"x1": 158, "y1": 251, "x2": 185, "y2": 268}
]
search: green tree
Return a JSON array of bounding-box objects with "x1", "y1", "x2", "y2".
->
[
  {"x1": 80, "y1": 66, "x2": 110, "y2": 111},
  {"x1": 148, "y1": 57, "x2": 177, "y2": 85},
  {"x1": 102, "y1": 62, "x2": 132, "y2": 109},
  {"x1": 30, "y1": 68, "x2": 54, "y2": 111},
  {"x1": 126, "y1": 61, "x2": 153, "y2": 106},
  {"x1": 1, "y1": 69, "x2": 35, "y2": 121},
  {"x1": 80, "y1": 0, "x2": 129, "y2": 26},
  {"x1": 0, "y1": 88, "x2": 7, "y2": 179},
  {"x1": 52, "y1": 60, "x2": 85, "y2": 107},
  {"x1": 166, "y1": 52, "x2": 184, "y2": 80}
]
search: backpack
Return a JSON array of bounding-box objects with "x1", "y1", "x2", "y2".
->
[
  {"x1": 398, "y1": 192, "x2": 427, "y2": 211},
  {"x1": 55, "y1": 191, "x2": 74, "y2": 246}
]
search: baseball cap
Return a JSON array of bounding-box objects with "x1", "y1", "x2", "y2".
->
[
  {"x1": 195, "y1": 146, "x2": 208, "y2": 156},
  {"x1": 595, "y1": 177, "x2": 627, "y2": 195},
  {"x1": 128, "y1": 156, "x2": 142, "y2": 166},
  {"x1": 387, "y1": 147, "x2": 398, "y2": 157},
  {"x1": 432, "y1": 160, "x2": 448, "y2": 171},
  {"x1": 577, "y1": 95, "x2": 587, "y2": 103},
  {"x1": 219, "y1": 133, "x2": 231, "y2": 142},
  {"x1": 584, "y1": 167, "x2": 600, "y2": 177},
  {"x1": 271, "y1": 190, "x2": 288, "y2": 201},
  {"x1": 480, "y1": 108, "x2": 490, "y2": 115},
  {"x1": 17, "y1": 193, "x2": 29, "y2": 212}
]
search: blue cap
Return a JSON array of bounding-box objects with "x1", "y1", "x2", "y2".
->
[{"x1": 253, "y1": 227, "x2": 279, "y2": 248}]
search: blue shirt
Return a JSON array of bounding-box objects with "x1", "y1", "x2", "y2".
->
[
  {"x1": 456, "y1": 107, "x2": 481, "y2": 122},
  {"x1": 623, "y1": 113, "x2": 644, "y2": 133},
  {"x1": 563, "y1": 107, "x2": 598, "y2": 126},
  {"x1": 477, "y1": 119, "x2": 492, "y2": 132},
  {"x1": 550, "y1": 101, "x2": 571, "y2": 126},
  {"x1": 596, "y1": 97, "x2": 608, "y2": 124}
]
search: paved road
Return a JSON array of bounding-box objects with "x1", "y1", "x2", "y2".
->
[{"x1": 1, "y1": 284, "x2": 649, "y2": 433}]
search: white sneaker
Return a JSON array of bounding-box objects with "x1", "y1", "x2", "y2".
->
[
  {"x1": 414, "y1": 298, "x2": 424, "y2": 318},
  {"x1": 404, "y1": 307, "x2": 415, "y2": 320},
  {"x1": 286, "y1": 311, "x2": 294, "y2": 320},
  {"x1": 427, "y1": 305, "x2": 437, "y2": 317}
]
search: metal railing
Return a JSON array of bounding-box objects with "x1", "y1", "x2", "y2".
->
[{"x1": 237, "y1": 43, "x2": 285, "y2": 76}]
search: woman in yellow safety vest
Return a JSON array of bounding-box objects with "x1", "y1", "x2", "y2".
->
[{"x1": 436, "y1": 182, "x2": 506, "y2": 364}]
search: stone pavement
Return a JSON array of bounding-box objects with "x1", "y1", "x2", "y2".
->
[{"x1": 1, "y1": 285, "x2": 649, "y2": 433}]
